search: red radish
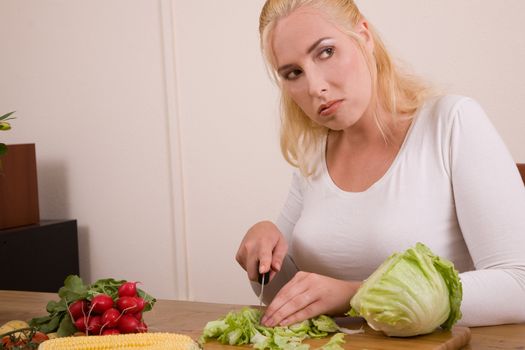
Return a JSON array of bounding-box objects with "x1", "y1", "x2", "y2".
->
[
  {"x1": 102, "y1": 328, "x2": 120, "y2": 335},
  {"x1": 118, "y1": 281, "x2": 139, "y2": 297},
  {"x1": 74, "y1": 317, "x2": 88, "y2": 332},
  {"x1": 101, "y1": 308, "x2": 120, "y2": 328},
  {"x1": 117, "y1": 296, "x2": 139, "y2": 313},
  {"x1": 137, "y1": 321, "x2": 148, "y2": 333},
  {"x1": 131, "y1": 312, "x2": 142, "y2": 321},
  {"x1": 117, "y1": 314, "x2": 140, "y2": 334},
  {"x1": 133, "y1": 297, "x2": 146, "y2": 313},
  {"x1": 69, "y1": 299, "x2": 89, "y2": 320},
  {"x1": 90, "y1": 294, "x2": 114, "y2": 314},
  {"x1": 87, "y1": 315, "x2": 102, "y2": 335}
]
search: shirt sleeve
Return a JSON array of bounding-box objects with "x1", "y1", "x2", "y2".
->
[
  {"x1": 275, "y1": 171, "x2": 305, "y2": 241},
  {"x1": 251, "y1": 171, "x2": 304, "y2": 304},
  {"x1": 449, "y1": 98, "x2": 525, "y2": 326}
]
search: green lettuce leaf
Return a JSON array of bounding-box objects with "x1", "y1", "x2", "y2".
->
[
  {"x1": 200, "y1": 307, "x2": 346, "y2": 350},
  {"x1": 317, "y1": 333, "x2": 345, "y2": 350},
  {"x1": 348, "y1": 242, "x2": 462, "y2": 337},
  {"x1": 312, "y1": 315, "x2": 339, "y2": 333}
]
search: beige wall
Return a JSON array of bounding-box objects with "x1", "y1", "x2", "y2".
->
[
  {"x1": 356, "y1": 0, "x2": 525, "y2": 160},
  {"x1": 1, "y1": 0, "x2": 524, "y2": 305},
  {"x1": 0, "y1": 0, "x2": 183, "y2": 299}
]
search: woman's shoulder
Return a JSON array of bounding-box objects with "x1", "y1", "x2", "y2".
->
[
  {"x1": 407, "y1": 94, "x2": 491, "y2": 156},
  {"x1": 416, "y1": 94, "x2": 486, "y2": 130},
  {"x1": 423, "y1": 94, "x2": 476, "y2": 115}
]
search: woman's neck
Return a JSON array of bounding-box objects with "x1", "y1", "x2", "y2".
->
[
  {"x1": 336, "y1": 105, "x2": 409, "y2": 149},
  {"x1": 325, "y1": 111, "x2": 412, "y2": 192}
]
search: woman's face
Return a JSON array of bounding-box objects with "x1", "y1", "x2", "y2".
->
[{"x1": 271, "y1": 7, "x2": 374, "y2": 131}]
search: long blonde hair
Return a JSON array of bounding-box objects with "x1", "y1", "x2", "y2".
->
[{"x1": 259, "y1": 0, "x2": 432, "y2": 176}]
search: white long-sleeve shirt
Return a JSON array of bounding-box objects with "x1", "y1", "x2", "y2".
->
[{"x1": 256, "y1": 95, "x2": 525, "y2": 327}]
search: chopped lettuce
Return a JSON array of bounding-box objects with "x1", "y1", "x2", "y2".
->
[
  {"x1": 311, "y1": 315, "x2": 339, "y2": 333},
  {"x1": 348, "y1": 243, "x2": 462, "y2": 337},
  {"x1": 200, "y1": 307, "x2": 347, "y2": 350},
  {"x1": 317, "y1": 333, "x2": 345, "y2": 350}
]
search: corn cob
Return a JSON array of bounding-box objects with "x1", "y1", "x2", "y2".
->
[{"x1": 38, "y1": 332, "x2": 201, "y2": 350}]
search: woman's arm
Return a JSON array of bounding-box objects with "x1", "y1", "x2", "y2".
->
[
  {"x1": 237, "y1": 171, "x2": 305, "y2": 302},
  {"x1": 449, "y1": 98, "x2": 525, "y2": 326}
]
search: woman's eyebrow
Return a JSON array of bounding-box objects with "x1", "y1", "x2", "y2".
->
[
  {"x1": 277, "y1": 37, "x2": 332, "y2": 75},
  {"x1": 307, "y1": 37, "x2": 331, "y2": 54}
]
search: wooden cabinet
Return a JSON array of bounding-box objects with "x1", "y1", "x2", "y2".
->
[
  {"x1": 0, "y1": 220, "x2": 79, "y2": 292},
  {"x1": 0, "y1": 144, "x2": 40, "y2": 230}
]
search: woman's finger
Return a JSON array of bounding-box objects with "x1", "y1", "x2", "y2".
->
[
  {"x1": 236, "y1": 221, "x2": 288, "y2": 282},
  {"x1": 262, "y1": 272, "x2": 313, "y2": 326},
  {"x1": 258, "y1": 244, "x2": 274, "y2": 275},
  {"x1": 263, "y1": 273, "x2": 361, "y2": 327},
  {"x1": 271, "y1": 236, "x2": 288, "y2": 273},
  {"x1": 279, "y1": 301, "x2": 324, "y2": 326},
  {"x1": 267, "y1": 290, "x2": 319, "y2": 327},
  {"x1": 247, "y1": 254, "x2": 260, "y2": 282}
]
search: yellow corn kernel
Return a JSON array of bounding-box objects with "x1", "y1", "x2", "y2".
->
[{"x1": 38, "y1": 332, "x2": 200, "y2": 350}]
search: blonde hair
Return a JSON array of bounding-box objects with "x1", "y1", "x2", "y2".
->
[{"x1": 259, "y1": 0, "x2": 432, "y2": 176}]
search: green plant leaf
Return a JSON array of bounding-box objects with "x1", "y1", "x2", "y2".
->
[
  {"x1": 29, "y1": 315, "x2": 53, "y2": 327},
  {"x1": 58, "y1": 275, "x2": 89, "y2": 302},
  {"x1": 137, "y1": 288, "x2": 157, "y2": 312},
  {"x1": 30, "y1": 314, "x2": 61, "y2": 334},
  {"x1": 56, "y1": 314, "x2": 77, "y2": 337},
  {"x1": 87, "y1": 278, "x2": 125, "y2": 300},
  {"x1": 46, "y1": 299, "x2": 67, "y2": 314},
  {"x1": 0, "y1": 111, "x2": 16, "y2": 121},
  {"x1": 0, "y1": 143, "x2": 6, "y2": 156}
]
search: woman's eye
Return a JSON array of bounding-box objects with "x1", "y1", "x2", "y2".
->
[
  {"x1": 285, "y1": 69, "x2": 302, "y2": 80},
  {"x1": 319, "y1": 47, "x2": 334, "y2": 59}
]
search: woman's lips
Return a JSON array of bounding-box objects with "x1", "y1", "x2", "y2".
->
[{"x1": 318, "y1": 100, "x2": 343, "y2": 117}]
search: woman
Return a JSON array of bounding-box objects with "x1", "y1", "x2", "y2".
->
[{"x1": 235, "y1": 0, "x2": 525, "y2": 328}]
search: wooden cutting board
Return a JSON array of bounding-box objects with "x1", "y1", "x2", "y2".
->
[{"x1": 202, "y1": 320, "x2": 471, "y2": 350}]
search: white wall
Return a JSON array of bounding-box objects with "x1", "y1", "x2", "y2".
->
[
  {"x1": 171, "y1": 0, "x2": 288, "y2": 304},
  {"x1": 355, "y1": 0, "x2": 525, "y2": 161},
  {"x1": 0, "y1": 0, "x2": 183, "y2": 299},
  {"x1": 1, "y1": 0, "x2": 524, "y2": 305}
]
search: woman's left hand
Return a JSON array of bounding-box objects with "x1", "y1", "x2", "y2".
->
[{"x1": 260, "y1": 271, "x2": 361, "y2": 327}]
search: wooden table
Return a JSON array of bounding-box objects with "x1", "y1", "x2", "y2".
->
[{"x1": 1, "y1": 290, "x2": 524, "y2": 349}]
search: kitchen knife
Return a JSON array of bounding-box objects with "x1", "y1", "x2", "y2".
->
[{"x1": 258, "y1": 269, "x2": 270, "y2": 307}]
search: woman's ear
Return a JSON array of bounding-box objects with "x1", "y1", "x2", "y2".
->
[{"x1": 356, "y1": 19, "x2": 374, "y2": 52}]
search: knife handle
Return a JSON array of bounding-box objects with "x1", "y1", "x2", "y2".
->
[{"x1": 258, "y1": 270, "x2": 270, "y2": 285}]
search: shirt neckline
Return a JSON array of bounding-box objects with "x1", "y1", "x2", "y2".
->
[{"x1": 320, "y1": 110, "x2": 422, "y2": 196}]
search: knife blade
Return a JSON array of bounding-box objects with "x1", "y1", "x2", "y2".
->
[{"x1": 258, "y1": 269, "x2": 270, "y2": 307}]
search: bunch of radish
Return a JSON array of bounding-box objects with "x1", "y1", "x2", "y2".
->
[{"x1": 68, "y1": 282, "x2": 149, "y2": 335}]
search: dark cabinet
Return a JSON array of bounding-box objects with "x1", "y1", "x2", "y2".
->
[{"x1": 0, "y1": 220, "x2": 79, "y2": 292}]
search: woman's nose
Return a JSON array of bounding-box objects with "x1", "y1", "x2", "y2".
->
[{"x1": 306, "y1": 68, "x2": 328, "y2": 97}]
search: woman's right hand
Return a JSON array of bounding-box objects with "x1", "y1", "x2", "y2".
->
[{"x1": 235, "y1": 220, "x2": 288, "y2": 282}]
